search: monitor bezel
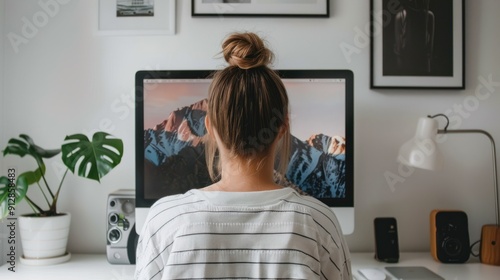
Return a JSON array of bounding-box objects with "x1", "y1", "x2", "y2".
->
[{"x1": 135, "y1": 69, "x2": 354, "y2": 208}]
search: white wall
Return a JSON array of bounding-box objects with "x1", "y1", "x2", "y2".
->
[
  {"x1": 1, "y1": 0, "x2": 500, "y2": 255},
  {"x1": 0, "y1": 0, "x2": 4, "y2": 174},
  {"x1": 0, "y1": 0, "x2": 5, "y2": 266}
]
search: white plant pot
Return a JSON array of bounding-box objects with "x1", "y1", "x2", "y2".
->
[{"x1": 18, "y1": 213, "x2": 71, "y2": 261}]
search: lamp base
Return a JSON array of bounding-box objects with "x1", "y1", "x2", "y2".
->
[{"x1": 480, "y1": 224, "x2": 500, "y2": 266}]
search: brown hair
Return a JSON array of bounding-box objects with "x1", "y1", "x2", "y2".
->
[{"x1": 206, "y1": 32, "x2": 291, "y2": 181}]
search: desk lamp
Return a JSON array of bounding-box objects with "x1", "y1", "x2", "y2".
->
[{"x1": 398, "y1": 114, "x2": 500, "y2": 266}]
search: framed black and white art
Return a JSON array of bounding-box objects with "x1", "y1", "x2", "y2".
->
[
  {"x1": 98, "y1": 0, "x2": 176, "y2": 35},
  {"x1": 370, "y1": 0, "x2": 465, "y2": 89}
]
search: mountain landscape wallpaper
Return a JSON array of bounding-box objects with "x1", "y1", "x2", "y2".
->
[{"x1": 143, "y1": 98, "x2": 347, "y2": 200}]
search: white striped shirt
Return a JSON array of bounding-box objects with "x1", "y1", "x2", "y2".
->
[{"x1": 135, "y1": 187, "x2": 351, "y2": 280}]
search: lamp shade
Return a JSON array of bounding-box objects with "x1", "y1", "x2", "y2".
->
[{"x1": 398, "y1": 117, "x2": 443, "y2": 171}]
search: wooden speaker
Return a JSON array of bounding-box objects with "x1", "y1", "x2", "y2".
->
[
  {"x1": 480, "y1": 224, "x2": 500, "y2": 266},
  {"x1": 430, "y1": 210, "x2": 470, "y2": 263}
]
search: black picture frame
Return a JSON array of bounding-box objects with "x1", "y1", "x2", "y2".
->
[
  {"x1": 192, "y1": 0, "x2": 329, "y2": 18},
  {"x1": 370, "y1": 0, "x2": 465, "y2": 89}
]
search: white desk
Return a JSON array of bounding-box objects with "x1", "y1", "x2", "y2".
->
[
  {"x1": 0, "y1": 253, "x2": 499, "y2": 279},
  {"x1": 351, "y1": 252, "x2": 499, "y2": 279}
]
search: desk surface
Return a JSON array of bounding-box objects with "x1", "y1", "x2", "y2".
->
[
  {"x1": 0, "y1": 253, "x2": 499, "y2": 279},
  {"x1": 351, "y1": 252, "x2": 499, "y2": 279}
]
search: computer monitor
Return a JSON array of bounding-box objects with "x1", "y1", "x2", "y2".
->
[{"x1": 135, "y1": 70, "x2": 354, "y2": 234}]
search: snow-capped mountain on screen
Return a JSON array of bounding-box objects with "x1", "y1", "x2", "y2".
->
[{"x1": 144, "y1": 99, "x2": 346, "y2": 198}]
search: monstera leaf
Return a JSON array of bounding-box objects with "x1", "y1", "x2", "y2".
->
[
  {"x1": 0, "y1": 176, "x2": 14, "y2": 218},
  {"x1": 3, "y1": 134, "x2": 60, "y2": 166},
  {"x1": 0, "y1": 171, "x2": 33, "y2": 218},
  {"x1": 61, "y1": 132, "x2": 124, "y2": 182}
]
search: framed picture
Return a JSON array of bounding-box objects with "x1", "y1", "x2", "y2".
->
[
  {"x1": 370, "y1": 0, "x2": 465, "y2": 89},
  {"x1": 192, "y1": 0, "x2": 329, "y2": 17},
  {"x1": 98, "y1": 0, "x2": 175, "y2": 35}
]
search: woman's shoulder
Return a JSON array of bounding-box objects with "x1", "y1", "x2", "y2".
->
[
  {"x1": 149, "y1": 190, "x2": 203, "y2": 214},
  {"x1": 285, "y1": 191, "x2": 334, "y2": 215},
  {"x1": 285, "y1": 191, "x2": 344, "y2": 234}
]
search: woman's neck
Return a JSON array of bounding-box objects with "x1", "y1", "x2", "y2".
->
[{"x1": 204, "y1": 155, "x2": 281, "y2": 192}]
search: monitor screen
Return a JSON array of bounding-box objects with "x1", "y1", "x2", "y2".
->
[{"x1": 135, "y1": 70, "x2": 354, "y2": 234}]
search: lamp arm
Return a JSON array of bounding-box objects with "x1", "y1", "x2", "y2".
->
[{"x1": 437, "y1": 129, "x2": 499, "y2": 226}]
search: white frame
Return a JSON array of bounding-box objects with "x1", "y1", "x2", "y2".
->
[
  {"x1": 192, "y1": 0, "x2": 329, "y2": 17},
  {"x1": 98, "y1": 0, "x2": 175, "y2": 36},
  {"x1": 370, "y1": 0, "x2": 465, "y2": 89}
]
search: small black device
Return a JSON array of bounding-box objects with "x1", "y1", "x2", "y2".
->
[
  {"x1": 106, "y1": 189, "x2": 139, "y2": 265},
  {"x1": 430, "y1": 210, "x2": 470, "y2": 263},
  {"x1": 374, "y1": 217, "x2": 399, "y2": 263}
]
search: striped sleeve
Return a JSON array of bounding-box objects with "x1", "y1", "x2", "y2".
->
[
  {"x1": 287, "y1": 193, "x2": 352, "y2": 280},
  {"x1": 135, "y1": 193, "x2": 195, "y2": 280}
]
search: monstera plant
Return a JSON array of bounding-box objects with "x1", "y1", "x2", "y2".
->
[
  {"x1": 0, "y1": 132, "x2": 123, "y2": 262},
  {"x1": 0, "y1": 132, "x2": 123, "y2": 217}
]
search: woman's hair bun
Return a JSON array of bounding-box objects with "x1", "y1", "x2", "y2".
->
[{"x1": 222, "y1": 32, "x2": 274, "y2": 69}]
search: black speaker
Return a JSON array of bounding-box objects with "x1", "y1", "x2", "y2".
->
[
  {"x1": 106, "y1": 189, "x2": 138, "y2": 264},
  {"x1": 430, "y1": 210, "x2": 470, "y2": 263},
  {"x1": 374, "y1": 217, "x2": 399, "y2": 263}
]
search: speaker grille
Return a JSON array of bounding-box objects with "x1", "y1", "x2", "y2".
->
[
  {"x1": 106, "y1": 190, "x2": 138, "y2": 265},
  {"x1": 430, "y1": 210, "x2": 470, "y2": 263}
]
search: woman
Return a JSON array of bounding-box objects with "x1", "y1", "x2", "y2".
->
[{"x1": 135, "y1": 32, "x2": 351, "y2": 280}]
